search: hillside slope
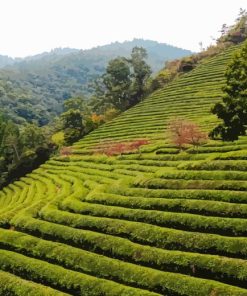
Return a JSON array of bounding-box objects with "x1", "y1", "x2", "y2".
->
[
  {"x1": 0, "y1": 39, "x2": 191, "y2": 124},
  {"x1": 1, "y1": 43, "x2": 247, "y2": 296}
]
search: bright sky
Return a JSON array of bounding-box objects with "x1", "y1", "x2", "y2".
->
[{"x1": 1, "y1": 0, "x2": 246, "y2": 57}]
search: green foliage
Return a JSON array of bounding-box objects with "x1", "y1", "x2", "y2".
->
[
  {"x1": 102, "y1": 57, "x2": 132, "y2": 111},
  {"x1": 178, "y1": 159, "x2": 247, "y2": 171},
  {"x1": 19, "y1": 124, "x2": 46, "y2": 150},
  {"x1": 0, "y1": 115, "x2": 54, "y2": 188},
  {"x1": 0, "y1": 228, "x2": 247, "y2": 296},
  {"x1": 210, "y1": 40, "x2": 247, "y2": 141},
  {"x1": 51, "y1": 131, "x2": 65, "y2": 147},
  {"x1": 61, "y1": 109, "x2": 85, "y2": 145},
  {"x1": 63, "y1": 95, "x2": 87, "y2": 112},
  {"x1": 217, "y1": 9, "x2": 247, "y2": 44},
  {"x1": 2, "y1": 121, "x2": 20, "y2": 161},
  {"x1": 0, "y1": 40, "x2": 191, "y2": 124},
  {"x1": 129, "y1": 47, "x2": 152, "y2": 105},
  {"x1": 104, "y1": 107, "x2": 120, "y2": 122},
  {"x1": 92, "y1": 47, "x2": 151, "y2": 112},
  {"x1": 0, "y1": 249, "x2": 155, "y2": 296},
  {"x1": 151, "y1": 11, "x2": 247, "y2": 94},
  {"x1": 0, "y1": 270, "x2": 67, "y2": 296}
]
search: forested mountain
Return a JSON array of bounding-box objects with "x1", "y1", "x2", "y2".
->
[
  {"x1": 0, "y1": 55, "x2": 17, "y2": 68},
  {"x1": 0, "y1": 39, "x2": 192, "y2": 125},
  {"x1": 0, "y1": 48, "x2": 79, "y2": 68}
]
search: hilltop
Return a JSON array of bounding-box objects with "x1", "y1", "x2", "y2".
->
[
  {"x1": 0, "y1": 39, "x2": 192, "y2": 125},
  {"x1": 1, "y1": 39, "x2": 247, "y2": 295}
]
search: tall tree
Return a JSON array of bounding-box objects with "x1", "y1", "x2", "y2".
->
[
  {"x1": 210, "y1": 40, "x2": 247, "y2": 141},
  {"x1": 20, "y1": 124, "x2": 46, "y2": 150},
  {"x1": 129, "y1": 47, "x2": 151, "y2": 106},
  {"x1": 2, "y1": 121, "x2": 21, "y2": 162},
  {"x1": 61, "y1": 110, "x2": 85, "y2": 145},
  {"x1": 0, "y1": 114, "x2": 7, "y2": 154},
  {"x1": 103, "y1": 57, "x2": 132, "y2": 111},
  {"x1": 63, "y1": 96, "x2": 87, "y2": 113},
  {"x1": 91, "y1": 47, "x2": 151, "y2": 113}
]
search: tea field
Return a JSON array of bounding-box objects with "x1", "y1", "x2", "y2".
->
[{"x1": 1, "y1": 43, "x2": 247, "y2": 295}]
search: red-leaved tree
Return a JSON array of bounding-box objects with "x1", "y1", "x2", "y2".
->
[{"x1": 168, "y1": 119, "x2": 207, "y2": 150}]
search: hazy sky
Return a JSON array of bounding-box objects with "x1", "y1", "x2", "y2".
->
[{"x1": 1, "y1": 0, "x2": 246, "y2": 57}]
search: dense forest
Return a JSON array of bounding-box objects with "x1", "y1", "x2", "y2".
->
[{"x1": 0, "y1": 39, "x2": 192, "y2": 125}]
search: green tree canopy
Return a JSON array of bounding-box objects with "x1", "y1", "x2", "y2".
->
[
  {"x1": 91, "y1": 47, "x2": 151, "y2": 113},
  {"x1": 129, "y1": 47, "x2": 152, "y2": 105},
  {"x1": 63, "y1": 96, "x2": 87, "y2": 112},
  {"x1": 61, "y1": 109, "x2": 85, "y2": 145},
  {"x1": 20, "y1": 124, "x2": 46, "y2": 150},
  {"x1": 103, "y1": 57, "x2": 132, "y2": 111},
  {"x1": 210, "y1": 40, "x2": 247, "y2": 141}
]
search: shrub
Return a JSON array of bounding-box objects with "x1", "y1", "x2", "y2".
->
[
  {"x1": 93, "y1": 139, "x2": 149, "y2": 156},
  {"x1": 51, "y1": 131, "x2": 65, "y2": 148},
  {"x1": 104, "y1": 108, "x2": 120, "y2": 122},
  {"x1": 60, "y1": 146, "x2": 72, "y2": 157}
]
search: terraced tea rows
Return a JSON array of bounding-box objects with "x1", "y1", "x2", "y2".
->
[{"x1": 1, "y1": 43, "x2": 247, "y2": 295}]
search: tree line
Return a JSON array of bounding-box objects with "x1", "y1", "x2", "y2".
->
[{"x1": 0, "y1": 118, "x2": 54, "y2": 187}]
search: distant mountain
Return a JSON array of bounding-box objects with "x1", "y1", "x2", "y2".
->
[
  {"x1": 21, "y1": 47, "x2": 79, "y2": 62},
  {"x1": 0, "y1": 39, "x2": 192, "y2": 125},
  {"x1": 78, "y1": 39, "x2": 192, "y2": 73},
  {"x1": 0, "y1": 55, "x2": 16, "y2": 68},
  {"x1": 0, "y1": 48, "x2": 80, "y2": 68}
]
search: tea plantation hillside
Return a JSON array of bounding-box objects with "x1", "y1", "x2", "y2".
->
[{"x1": 1, "y1": 43, "x2": 247, "y2": 296}]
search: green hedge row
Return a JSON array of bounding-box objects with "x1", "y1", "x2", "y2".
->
[
  {"x1": 203, "y1": 138, "x2": 247, "y2": 147},
  {"x1": 109, "y1": 183, "x2": 247, "y2": 203},
  {"x1": 119, "y1": 159, "x2": 181, "y2": 167},
  {"x1": 0, "y1": 249, "x2": 158, "y2": 296},
  {"x1": 48, "y1": 159, "x2": 114, "y2": 171},
  {"x1": 155, "y1": 169, "x2": 247, "y2": 181},
  {"x1": 43, "y1": 166, "x2": 118, "y2": 185},
  {"x1": 133, "y1": 177, "x2": 247, "y2": 191},
  {"x1": 117, "y1": 152, "x2": 206, "y2": 161},
  {"x1": 113, "y1": 163, "x2": 158, "y2": 173},
  {"x1": 52, "y1": 154, "x2": 115, "y2": 165},
  {"x1": 85, "y1": 190, "x2": 247, "y2": 218},
  {"x1": 40, "y1": 168, "x2": 247, "y2": 219},
  {"x1": 60, "y1": 196, "x2": 247, "y2": 236},
  {"x1": 186, "y1": 145, "x2": 244, "y2": 154},
  {"x1": 7, "y1": 216, "x2": 247, "y2": 295},
  {"x1": 0, "y1": 180, "x2": 38, "y2": 226},
  {"x1": 155, "y1": 148, "x2": 180, "y2": 154},
  {"x1": 34, "y1": 205, "x2": 247, "y2": 258},
  {"x1": 113, "y1": 169, "x2": 143, "y2": 176},
  {"x1": 0, "y1": 270, "x2": 68, "y2": 296},
  {"x1": 178, "y1": 160, "x2": 247, "y2": 171},
  {"x1": 213, "y1": 150, "x2": 247, "y2": 160}
]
